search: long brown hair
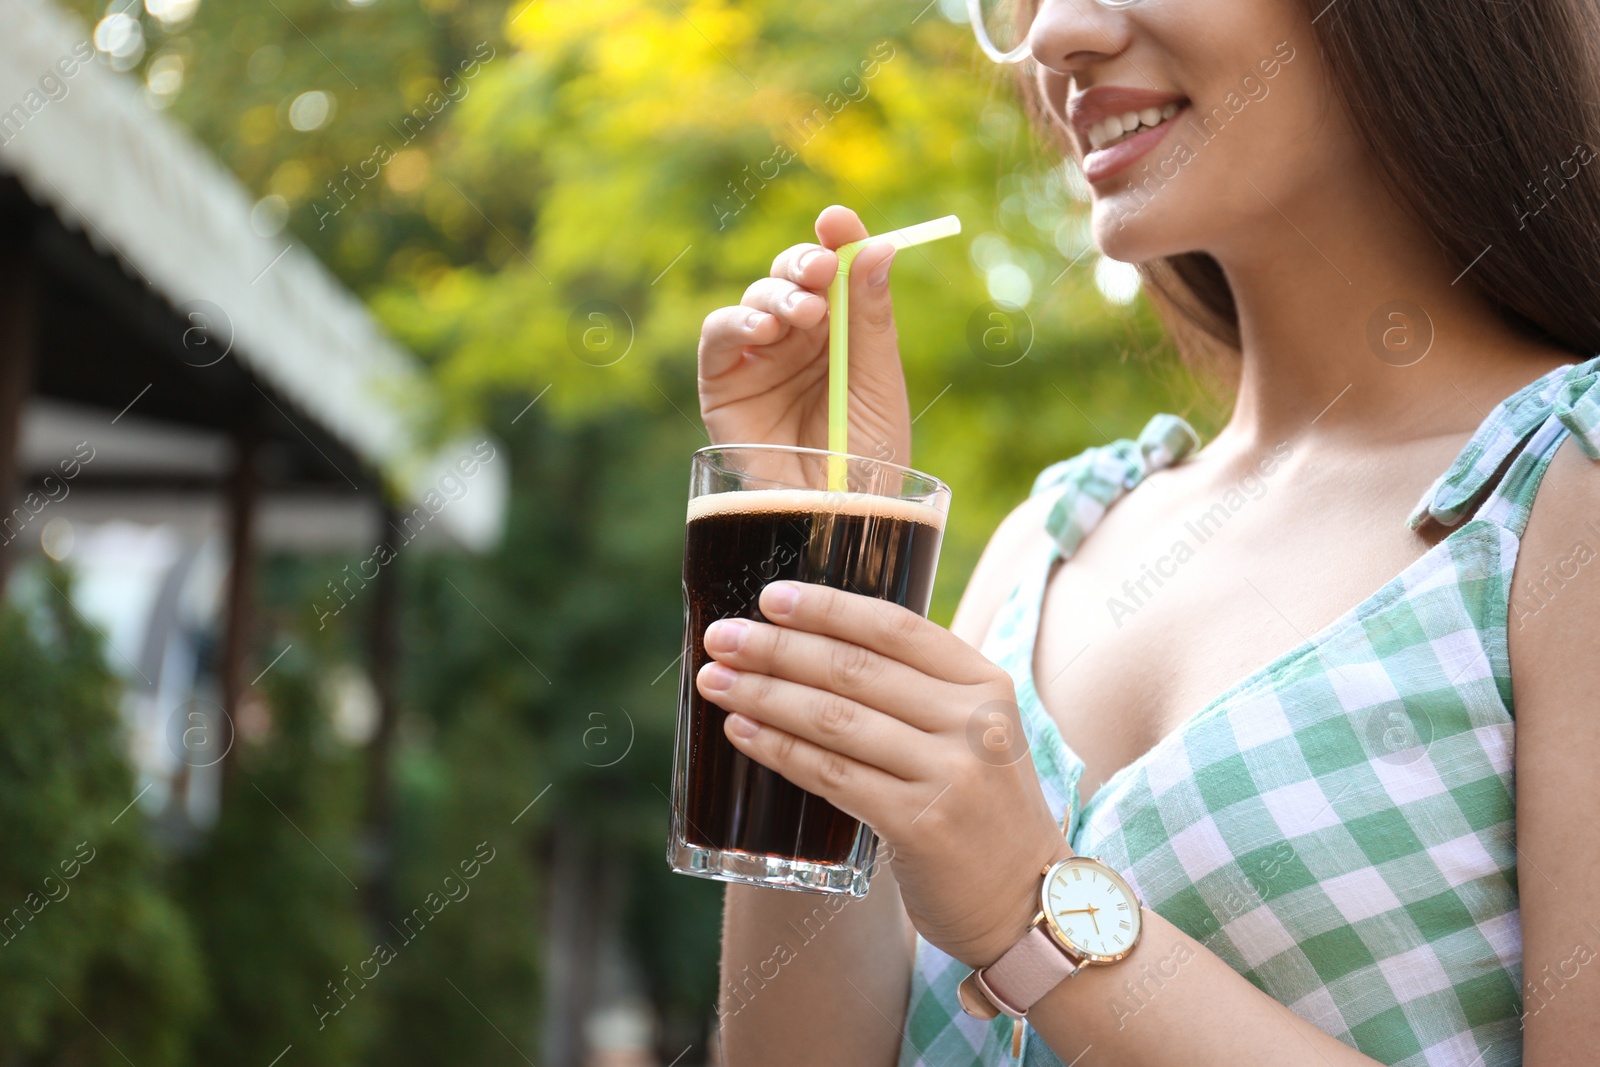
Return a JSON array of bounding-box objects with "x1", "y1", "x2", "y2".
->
[{"x1": 1020, "y1": 2, "x2": 1600, "y2": 362}]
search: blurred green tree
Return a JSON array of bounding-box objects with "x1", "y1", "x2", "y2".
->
[
  {"x1": 397, "y1": 403, "x2": 709, "y2": 1057},
  {"x1": 179, "y1": 647, "x2": 376, "y2": 1065},
  {"x1": 0, "y1": 571, "x2": 202, "y2": 1066}
]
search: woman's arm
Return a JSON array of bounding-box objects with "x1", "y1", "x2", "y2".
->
[
  {"x1": 712, "y1": 495, "x2": 1054, "y2": 1065},
  {"x1": 1507, "y1": 437, "x2": 1600, "y2": 1066},
  {"x1": 1022, "y1": 904, "x2": 1383, "y2": 1065},
  {"x1": 716, "y1": 866, "x2": 913, "y2": 1065}
]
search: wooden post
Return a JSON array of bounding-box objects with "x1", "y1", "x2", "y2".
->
[
  {"x1": 0, "y1": 221, "x2": 39, "y2": 594},
  {"x1": 219, "y1": 408, "x2": 259, "y2": 787},
  {"x1": 542, "y1": 822, "x2": 603, "y2": 1067},
  {"x1": 363, "y1": 500, "x2": 401, "y2": 927}
]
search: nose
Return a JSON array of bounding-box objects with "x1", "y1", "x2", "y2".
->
[{"x1": 1026, "y1": 0, "x2": 1134, "y2": 75}]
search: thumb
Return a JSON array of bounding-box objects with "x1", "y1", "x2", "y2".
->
[{"x1": 845, "y1": 241, "x2": 899, "y2": 358}]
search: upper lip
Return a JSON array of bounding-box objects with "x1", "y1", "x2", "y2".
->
[{"x1": 1067, "y1": 86, "x2": 1189, "y2": 144}]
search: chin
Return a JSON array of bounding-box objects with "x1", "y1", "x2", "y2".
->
[{"x1": 1088, "y1": 195, "x2": 1194, "y2": 267}]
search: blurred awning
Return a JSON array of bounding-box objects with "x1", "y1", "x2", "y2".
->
[{"x1": 0, "y1": 0, "x2": 505, "y2": 551}]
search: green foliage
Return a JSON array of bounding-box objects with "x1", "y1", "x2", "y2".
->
[
  {"x1": 398, "y1": 405, "x2": 703, "y2": 1043},
  {"x1": 0, "y1": 570, "x2": 202, "y2": 1065},
  {"x1": 179, "y1": 649, "x2": 375, "y2": 1064},
  {"x1": 368, "y1": 702, "x2": 540, "y2": 1065},
  {"x1": 69, "y1": 0, "x2": 1218, "y2": 619}
]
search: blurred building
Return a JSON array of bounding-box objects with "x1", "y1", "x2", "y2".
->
[{"x1": 0, "y1": 0, "x2": 505, "y2": 839}]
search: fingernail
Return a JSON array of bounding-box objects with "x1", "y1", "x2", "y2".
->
[
  {"x1": 798, "y1": 248, "x2": 821, "y2": 272},
  {"x1": 868, "y1": 247, "x2": 896, "y2": 288},
  {"x1": 700, "y1": 663, "x2": 737, "y2": 692},
  {"x1": 783, "y1": 290, "x2": 807, "y2": 311},
  {"x1": 763, "y1": 583, "x2": 799, "y2": 615},
  {"x1": 705, "y1": 618, "x2": 748, "y2": 653},
  {"x1": 727, "y1": 713, "x2": 760, "y2": 739},
  {"x1": 744, "y1": 311, "x2": 767, "y2": 331}
]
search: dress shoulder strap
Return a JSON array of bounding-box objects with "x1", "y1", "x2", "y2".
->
[
  {"x1": 1029, "y1": 413, "x2": 1200, "y2": 560},
  {"x1": 1471, "y1": 357, "x2": 1600, "y2": 535},
  {"x1": 1408, "y1": 355, "x2": 1600, "y2": 536}
]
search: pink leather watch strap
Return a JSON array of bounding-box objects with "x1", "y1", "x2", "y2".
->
[{"x1": 974, "y1": 924, "x2": 1080, "y2": 1018}]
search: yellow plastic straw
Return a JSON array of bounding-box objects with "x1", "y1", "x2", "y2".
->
[{"x1": 826, "y1": 215, "x2": 962, "y2": 490}]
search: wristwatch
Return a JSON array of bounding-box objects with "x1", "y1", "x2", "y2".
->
[{"x1": 958, "y1": 856, "x2": 1144, "y2": 1054}]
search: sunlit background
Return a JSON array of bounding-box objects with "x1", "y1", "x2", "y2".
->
[{"x1": 0, "y1": 0, "x2": 1217, "y2": 1063}]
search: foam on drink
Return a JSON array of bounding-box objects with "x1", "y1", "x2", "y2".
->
[{"x1": 686, "y1": 487, "x2": 947, "y2": 528}]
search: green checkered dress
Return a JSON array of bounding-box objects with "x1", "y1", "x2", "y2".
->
[{"x1": 899, "y1": 356, "x2": 1600, "y2": 1067}]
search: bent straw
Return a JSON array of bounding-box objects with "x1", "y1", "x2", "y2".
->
[{"x1": 826, "y1": 214, "x2": 962, "y2": 491}]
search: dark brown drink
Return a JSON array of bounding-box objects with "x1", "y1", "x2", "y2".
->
[{"x1": 678, "y1": 489, "x2": 945, "y2": 865}]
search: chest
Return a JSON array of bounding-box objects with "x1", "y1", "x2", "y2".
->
[{"x1": 1029, "y1": 448, "x2": 1451, "y2": 802}]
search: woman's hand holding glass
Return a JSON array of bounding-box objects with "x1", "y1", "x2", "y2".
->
[{"x1": 695, "y1": 579, "x2": 1070, "y2": 968}]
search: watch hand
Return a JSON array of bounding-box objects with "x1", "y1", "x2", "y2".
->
[{"x1": 1055, "y1": 907, "x2": 1097, "y2": 915}]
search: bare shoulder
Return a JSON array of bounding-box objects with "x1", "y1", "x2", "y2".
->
[
  {"x1": 1509, "y1": 431, "x2": 1600, "y2": 705},
  {"x1": 1506, "y1": 432, "x2": 1600, "y2": 1059},
  {"x1": 1511, "y1": 432, "x2": 1600, "y2": 659},
  {"x1": 948, "y1": 491, "x2": 1057, "y2": 650}
]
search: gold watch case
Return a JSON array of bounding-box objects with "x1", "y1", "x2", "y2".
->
[{"x1": 1036, "y1": 855, "x2": 1143, "y2": 965}]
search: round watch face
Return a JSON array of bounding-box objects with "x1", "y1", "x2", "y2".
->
[{"x1": 1040, "y1": 857, "x2": 1142, "y2": 963}]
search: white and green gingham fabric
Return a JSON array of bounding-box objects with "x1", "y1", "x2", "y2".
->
[{"x1": 899, "y1": 356, "x2": 1600, "y2": 1067}]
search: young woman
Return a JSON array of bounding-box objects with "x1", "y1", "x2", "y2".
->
[{"x1": 693, "y1": 2, "x2": 1600, "y2": 1064}]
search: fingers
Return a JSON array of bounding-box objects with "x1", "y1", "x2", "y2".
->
[
  {"x1": 717, "y1": 700, "x2": 904, "y2": 819},
  {"x1": 845, "y1": 240, "x2": 898, "y2": 341},
  {"x1": 815, "y1": 204, "x2": 869, "y2": 249},
  {"x1": 697, "y1": 662, "x2": 925, "y2": 779},
  {"x1": 757, "y1": 582, "x2": 996, "y2": 685},
  {"x1": 703, "y1": 617, "x2": 946, "y2": 732},
  {"x1": 698, "y1": 205, "x2": 895, "y2": 384},
  {"x1": 740, "y1": 277, "x2": 827, "y2": 329},
  {"x1": 770, "y1": 243, "x2": 838, "y2": 291},
  {"x1": 697, "y1": 304, "x2": 786, "y2": 380}
]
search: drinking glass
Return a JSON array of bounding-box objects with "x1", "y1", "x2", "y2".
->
[{"x1": 667, "y1": 444, "x2": 951, "y2": 897}]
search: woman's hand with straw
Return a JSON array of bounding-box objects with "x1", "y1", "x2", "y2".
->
[{"x1": 697, "y1": 205, "x2": 912, "y2": 464}]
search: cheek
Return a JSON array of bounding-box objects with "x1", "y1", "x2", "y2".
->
[{"x1": 1090, "y1": 43, "x2": 1340, "y2": 260}]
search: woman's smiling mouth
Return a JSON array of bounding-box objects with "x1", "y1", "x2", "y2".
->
[
  {"x1": 1086, "y1": 103, "x2": 1182, "y2": 150},
  {"x1": 1069, "y1": 87, "x2": 1191, "y2": 184}
]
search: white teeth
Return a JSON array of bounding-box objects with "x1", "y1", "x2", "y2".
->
[{"x1": 1084, "y1": 102, "x2": 1184, "y2": 153}]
